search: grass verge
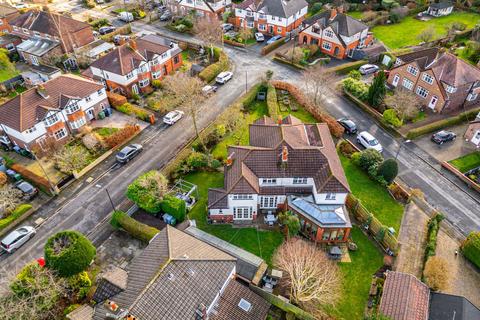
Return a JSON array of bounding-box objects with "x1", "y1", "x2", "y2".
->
[{"x1": 449, "y1": 151, "x2": 480, "y2": 173}]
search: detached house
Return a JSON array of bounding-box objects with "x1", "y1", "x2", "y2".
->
[
  {"x1": 234, "y1": 0, "x2": 308, "y2": 37},
  {"x1": 86, "y1": 35, "x2": 182, "y2": 97},
  {"x1": 0, "y1": 74, "x2": 109, "y2": 153},
  {"x1": 167, "y1": 0, "x2": 232, "y2": 18},
  {"x1": 9, "y1": 10, "x2": 95, "y2": 66},
  {"x1": 387, "y1": 47, "x2": 480, "y2": 113},
  {"x1": 208, "y1": 115, "x2": 352, "y2": 243},
  {"x1": 299, "y1": 7, "x2": 373, "y2": 59}
]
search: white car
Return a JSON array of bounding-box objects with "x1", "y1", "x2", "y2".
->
[
  {"x1": 357, "y1": 131, "x2": 383, "y2": 153},
  {"x1": 216, "y1": 71, "x2": 233, "y2": 84},
  {"x1": 255, "y1": 32, "x2": 265, "y2": 42},
  {"x1": 202, "y1": 85, "x2": 218, "y2": 96},
  {"x1": 1, "y1": 226, "x2": 36, "y2": 253},
  {"x1": 359, "y1": 64, "x2": 380, "y2": 75},
  {"x1": 13, "y1": 2, "x2": 28, "y2": 9},
  {"x1": 163, "y1": 110, "x2": 184, "y2": 125}
]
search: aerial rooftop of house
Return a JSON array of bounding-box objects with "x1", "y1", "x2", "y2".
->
[
  {"x1": 0, "y1": 3, "x2": 18, "y2": 18},
  {"x1": 256, "y1": 0, "x2": 308, "y2": 18},
  {"x1": 303, "y1": 8, "x2": 369, "y2": 37}
]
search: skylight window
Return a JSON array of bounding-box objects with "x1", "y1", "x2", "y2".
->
[{"x1": 238, "y1": 298, "x2": 252, "y2": 312}]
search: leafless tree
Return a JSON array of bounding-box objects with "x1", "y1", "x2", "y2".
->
[
  {"x1": 384, "y1": 88, "x2": 420, "y2": 121},
  {"x1": 194, "y1": 17, "x2": 223, "y2": 58},
  {"x1": 163, "y1": 73, "x2": 206, "y2": 148},
  {"x1": 238, "y1": 27, "x2": 254, "y2": 43},
  {"x1": 273, "y1": 238, "x2": 340, "y2": 316},
  {"x1": 417, "y1": 26, "x2": 436, "y2": 44},
  {"x1": 302, "y1": 63, "x2": 339, "y2": 106},
  {"x1": 285, "y1": 47, "x2": 305, "y2": 64},
  {"x1": 53, "y1": 145, "x2": 91, "y2": 175},
  {"x1": 0, "y1": 185, "x2": 23, "y2": 218}
]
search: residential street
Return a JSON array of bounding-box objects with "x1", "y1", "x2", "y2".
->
[{"x1": 0, "y1": 6, "x2": 479, "y2": 271}]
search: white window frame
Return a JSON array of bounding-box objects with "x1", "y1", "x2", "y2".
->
[
  {"x1": 44, "y1": 114, "x2": 59, "y2": 127},
  {"x1": 467, "y1": 92, "x2": 478, "y2": 101},
  {"x1": 97, "y1": 89, "x2": 104, "y2": 96},
  {"x1": 262, "y1": 178, "x2": 277, "y2": 185},
  {"x1": 322, "y1": 42, "x2": 331, "y2": 51},
  {"x1": 25, "y1": 127, "x2": 37, "y2": 134},
  {"x1": 258, "y1": 24, "x2": 266, "y2": 31},
  {"x1": 416, "y1": 86, "x2": 429, "y2": 98},
  {"x1": 152, "y1": 71, "x2": 161, "y2": 79},
  {"x1": 232, "y1": 194, "x2": 253, "y2": 200},
  {"x1": 260, "y1": 196, "x2": 278, "y2": 209},
  {"x1": 54, "y1": 128, "x2": 67, "y2": 140},
  {"x1": 246, "y1": 10, "x2": 253, "y2": 17},
  {"x1": 324, "y1": 29, "x2": 334, "y2": 38},
  {"x1": 277, "y1": 26, "x2": 282, "y2": 33},
  {"x1": 407, "y1": 65, "x2": 418, "y2": 76},
  {"x1": 402, "y1": 78, "x2": 414, "y2": 90},
  {"x1": 325, "y1": 193, "x2": 336, "y2": 200},
  {"x1": 65, "y1": 102, "x2": 80, "y2": 114},
  {"x1": 421, "y1": 73, "x2": 434, "y2": 85},
  {"x1": 139, "y1": 78, "x2": 150, "y2": 88},
  {"x1": 293, "y1": 177, "x2": 307, "y2": 184},
  {"x1": 70, "y1": 117, "x2": 86, "y2": 130},
  {"x1": 233, "y1": 207, "x2": 253, "y2": 219},
  {"x1": 126, "y1": 72, "x2": 134, "y2": 80},
  {"x1": 445, "y1": 85, "x2": 456, "y2": 93},
  {"x1": 85, "y1": 96, "x2": 92, "y2": 102},
  {"x1": 247, "y1": 20, "x2": 254, "y2": 28}
]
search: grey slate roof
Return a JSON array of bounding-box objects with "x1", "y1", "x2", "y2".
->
[
  {"x1": 429, "y1": 1, "x2": 453, "y2": 9},
  {"x1": 258, "y1": 0, "x2": 308, "y2": 18},
  {"x1": 429, "y1": 292, "x2": 480, "y2": 320},
  {"x1": 306, "y1": 10, "x2": 369, "y2": 37}
]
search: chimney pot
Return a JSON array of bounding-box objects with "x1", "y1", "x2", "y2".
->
[
  {"x1": 226, "y1": 152, "x2": 235, "y2": 166},
  {"x1": 330, "y1": 8, "x2": 337, "y2": 20},
  {"x1": 281, "y1": 146, "x2": 288, "y2": 162},
  {"x1": 277, "y1": 115, "x2": 282, "y2": 125}
]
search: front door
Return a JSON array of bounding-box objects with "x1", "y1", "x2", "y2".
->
[
  {"x1": 268, "y1": 25, "x2": 273, "y2": 34},
  {"x1": 428, "y1": 95, "x2": 438, "y2": 109},
  {"x1": 86, "y1": 108, "x2": 95, "y2": 120},
  {"x1": 334, "y1": 47, "x2": 340, "y2": 57},
  {"x1": 392, "y1": 74, "x2": 400, "y2": 87},
  {"x1": 132, "y1": 84, "x2": 139, "y2": 95}
]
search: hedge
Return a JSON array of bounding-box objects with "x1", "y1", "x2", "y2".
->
[
  {"x1": 0, "y1": 204, "x2": 32, "y2": 231},
  {"x1": 424, "y1": 213, "x2": 444, "y2": 264},
  {"x1": 100, "y1": 24, "x2": 131, "y2": 42},
  {"x1": 261, "y1": 37, "x2": 285, "y2": 55},
  {"x1": 106, "y1": 91, "x2": 127, "y2": 107},
  {"x1": 110, "y1": 210, "x2": 159, "y2": 243},
  {"x1": 103, "y1": 124, "x2": 140, "y2": 149},
  {"x1": 10, "y1": 163, "x2": 52, "y2": 194},
  {"x1": 461, "y1": 231, "x2": 480, "y2": 269},
  {"x1": 327, "y1": 60, "x2": 367, "y2": 75},
  {"x1": 160, "y1": 195, "x2": 186, "y2": 222},
  {"x1": 266, "y1": 83, "x2": 279, "y2": 119},
  {"x1": 272, "y1": 55, "x2": 306, "y2": 70},
  {"x1": 406, "y1": 107, "x2": 480, "y2": 139},
  {"x1": 198, "y1": 48, "x2": 229, "y2": 83},
  {"x1": 126, "y1": 170, "x2": 167, "y2": 214},
  {"x1": 113, "y1": 103, "x2": 153, "y2": 122},
  {"x1": 44, "y1": 230, "x2": 96, "y2": 277}
]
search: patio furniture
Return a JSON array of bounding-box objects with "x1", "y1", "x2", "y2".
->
[
  {"x1": 264, "y1": 214, "x2": 277, "y2": 226},
  {"x1": 271, "y1": 269, "x2": 283, "y2": 279}
]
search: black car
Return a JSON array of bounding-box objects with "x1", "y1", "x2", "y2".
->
[
  {"x1": 116, "y1": 144, "x2": 143, "y2": 163},
  {"x1": 431, "y1": 130, "x2": 456, "y2": 144},
  {"x1": 14, "y1": 180, "x2": 38, "y2": 200},
  {"x1": 337, "y1": 118, "x2": 358, "y2": 134},
  {"x1": 98, "y1": 26, "x2": 116, "y2": 35}
]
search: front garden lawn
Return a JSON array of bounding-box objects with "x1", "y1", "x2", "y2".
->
[
  {"x1": 340, "y1": 154, "x2": 404, "y2": 232},
  {"x1": 372, "y1": 12, "x2": 480, "y2": 49},
  {"x1": 0, "y1": 67, "x2": 19, "y2": 83},
  {"x1": 347, "y1": 11, "x2": 363, "y2": 19},
  {"x1": 449, "y1": 151, "x2": 480, "y2": 173},
  {"x1": 93, "y1": 127, "x2": 120, "y2": 137},
  {"x1": 184, "y1": 171, "x2": 284, "y2": 266}
]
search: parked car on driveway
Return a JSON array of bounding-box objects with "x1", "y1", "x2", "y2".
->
[
  {"x1": 216, "y1": 71, "x2": 233, "y2": 84},
  {"x1": 337, "y1": 118, "x2": 358, "y2": 134},
  {"x1": 359, "y1": 64, "x2": 380, "y2": 75},
  {"x1": 222, "y1": 23, "x2": 234, "y2": 32},
  {"x1": 431, "y1": 130, "x2": 456, "y2": 144},
  {"x1": 202, "y1": 85, "x2": 218, "y2": 96},
  {"x1": 255, "y1": 32, "x2": 265, "y2": 42},
  {"x1": 1, "y1": 226, "x2": 36, "y2": 253},
  {"x1": 14, "y1": 180, "x2": 38, "y2": 200},
  {"x1": 163, "y1": 110, "x2": 184, "y2": 125},
  {"x1": 99, "y1": 26, "x2": 116, "y2": 35},
  {"x1": 266, "y1": 35, "x2": 282, "y2": 44},
  {"x1": 116, "y1": 144, "x2": 143, "y2": 163},
  {"x1": 357, "y1": 131, "x2": 383, "y2": 153}
]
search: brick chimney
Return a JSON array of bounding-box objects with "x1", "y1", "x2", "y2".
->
[
  {"x1": 281, "y1": 146, "x2": 288, "y2": 163},
  {"x1": 226, "y1": 152, "x2": 235, "y2": 166},
  {"x1": 277, "y1": 115, "x2": 283, "y2": 125},
  {"x1": 330, "y1": 8, "x2": 337, "y2": 20},
  {"x1": 337, "y1": 5, "x2": 344, "y2": 14},
  {"x1": 129, "y1": 39, "x2": 137, "y2": 51}
]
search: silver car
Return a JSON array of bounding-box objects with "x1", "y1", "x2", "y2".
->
[
  {"x1": 115, "y1": 144, "x2": 143, "y2": 163},
  {"x1": 1, "y1": 226, "x2": 36, "y2": 253}
]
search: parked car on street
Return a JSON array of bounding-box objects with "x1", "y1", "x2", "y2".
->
[
  {"x1": 159, "y1": 11, "x2": 172, "y2": 21},
  {"x1": 116, "y1": 144, "x2": 143, "y2": 163},
  {"x1": 359, "y1": 64, "x2": 380, "y2": 75},
  {"x1": 202, "y1": 85, "x2": 218, "y2": 96},
  {"x1": 163, "y1": 110, "x2": 184, "y2": 125},
  {"x1": 119, "y1": 11, "x2": 134, "y2": 22},
  {"x1": 99, "y1": 26, "x2": 116, "y2": 35},
  {"x1": 431, "y1": 130, "x2": 456, "y2": 144},
  {"x1": 266, "y1": 35, "x2": 282, "y2": 44},
  {"x1": 215, "y1": 71, "x2": 233, "y2": 84},
  {"x1": 1, "y1": 226, "x2": 36, "y2": 253},
  {"x1": 337, "y1": 118, "x2": 358, "y2": 134},
  {"x1": 255, "y1": 32, "x2": 265, "y2": 42},
  {"x1": 357, "y1": 131, "x2": 383, "y2": 153},
  {"x1": 14, "y1": 180, "x2": 38, "y2": 200},
  {"x1": 222, "y1": 23, "x2": 234, "y2": 33}
]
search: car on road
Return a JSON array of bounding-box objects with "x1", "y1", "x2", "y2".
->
[
  {"x1": 216, "y1": 71, "x2": 233, "y2": 84},
  {"x1": 357, "y1": 131, "x2": 383, "y2": 153},
  {"x1": 99, "y1": 26, "x2": 116, "y2": 35},
  {"x1": 159, "y1": 11, "x2": 172, "y2": 21},
  {"x1": 254, "y1": 32, "x2": 265, "y2": 42},
  {"x1": 1, "y1": 226, "x2": 36, "y2": 253},
  {"x1": 266, "y1": 35, "x2": 282, "y2": 44},
  {"x1": 359, "y1": 64, "x2": 380, "y2": 75},
  {"x1": 431, "y1": 130, "x2": 456, "y2": 145},
  {"x1": 116, "y1": 144, "x2": 143, "y2": 163},
  {"x1": 163, "y1": 110, "x2": 184, "y2": 125},
  {"x1": 337, "y1": 118, "x2": 358, "y2": 134},
  {"x1": 14, "y1": 180, "x2": 38, "y2": 200},
  {"x1": 202, "y1": 85, "x2": 218, "y2": 96},
  {"x1": 222, "y1": 23, "x2": 234, "y2": 33}
]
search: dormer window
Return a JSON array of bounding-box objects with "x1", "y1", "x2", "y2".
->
[
  {"x1": 66, "y1": 102, "x2": 80, "y2": 114},
  {"x1": 161, "y1": 53, "x2": 168, "y2": 59},
  {"x1": 293, "y1": 177, "x2": 307, "y2": 184},
  {"x1": 445, "y1": 85, "x2": 456, "y2": 93},
  {"x1": 126, "y1": 72, "x2": 134, "y2": 80},
  {"x1": 25, "y1": 127, "x2": 37, "y2": 134},
  {"x1": 407, "y1": 65, "x2": 418, "y2": 76},
  {"x1": 262, "y1": 178, "x2": 277, "y2": 184},
  {"x1": 44, "y1": 114, "x2": 59, "y2": 127},
  {"x1": 325, "y1": 193, "x2": 336, "y2": 200},
  {"x1": 324, "y1": 29, "x2": 334, "y2": 38},
  {"x1": 246, "y1": 10, "x2": 253, "y2": 17},
  {"x1": 85, "y1": 96, "x2": 92, "y2": 102},
  {"x1": 97, "y1": 88, "x2": 104, "y2": 96}
]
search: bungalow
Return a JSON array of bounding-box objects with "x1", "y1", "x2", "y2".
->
[
  {"x1": 0, "y1": 74, "x2": 110, "y2": 154},
  {"x1": 208, "y1": 115, "x2": 352, "y2": 243},
  {"x1": 298, "y1": 7, "x2": 374, "y2": 59},
  {"x1": 426, "y1": 1, "x2": 454, "y2": 17},
  {"x1": 233, "y1": 0, "x2": 308, "y2": 37},
  {"x1": 166, "y1": 0, "x2": 232, "y2": 19},
  {"x1": 387, "y1": 47, "x2": 480, "y2": 113},
  {"x1": 85, "y1": 34, "x2": 182, "y2": 97}
]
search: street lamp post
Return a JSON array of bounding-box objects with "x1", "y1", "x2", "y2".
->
[
  {"x1": 395, "y1": 140, "x2": 411, "y2": 160},
  {"x1": 245, "y1": 71, "x2": 248, "y2": 94},
  {"x1": 106, "y1": 188, "x2": 116, "y2": 212}
]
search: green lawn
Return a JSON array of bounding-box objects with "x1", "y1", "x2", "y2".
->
[
  {"x1": 340, "y1": 154, "x2": 404, "y2": 232},
  {"x1": 93, "y1": 127, "x2": 120, "y2": 137},
  {"x1": 347, "y1": 11, "x2": 363, "y2": 19},
  {"x1": 184, "y1": 171, "x2": 284, "y2": 266},
  {"x1": 328, "y1": 226, "x2": 384, "y2": 320},
  {"x1": 372, "y1": 12, "x2": 480, "y2": 49},
  {"x1": 449, "y1": 151, "x2": 480, "y2": 173},
  {"x1": 0, "y1": 67, "x2": 19, "y2": 83}
]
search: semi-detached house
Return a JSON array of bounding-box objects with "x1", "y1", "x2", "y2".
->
[
  {"x1": 167, "y1": 0, "x2": 232, "y2": 18},
  {"x1": 86, "y1": 35, "x2": 182, "y2": 97},
  {"x1": 0, "y1": 74, "x2": 110, "y2": 154},
  {"x1": 234, "y1": 0, "x2": 308, "y2": 37},
  {"x1": 0, "y1": 3, "x2": 19, "y2": 33},
  {"x1": 208, "y1": 115, "x2": 352, "y2": 243}
]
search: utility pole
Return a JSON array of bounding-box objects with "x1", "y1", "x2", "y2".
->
[
  {"x1": 106, "y1": 188, "x2": 116, "y2": 212},
  {"x1": 395, "y1": 140, "x2": 411, "y2": 160},
  {"x1": 245, "y1": 71, "x2": 248, "y2": 93}
]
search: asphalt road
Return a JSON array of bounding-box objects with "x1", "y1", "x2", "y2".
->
[{"x1": 1, "y1": 6, "x2": 479, "y2": 269}]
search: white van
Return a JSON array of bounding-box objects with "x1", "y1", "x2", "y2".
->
[
  {"x1": 119, "y1": 11, "x2": 134, "y2": 22},
  {"x1": 215, "y1": 71, "x2": 233, "y2": 84}
]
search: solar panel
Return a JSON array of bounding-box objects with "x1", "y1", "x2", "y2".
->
[{"x1": 291, "y1": 198, "x2": 346, "y2": 225}]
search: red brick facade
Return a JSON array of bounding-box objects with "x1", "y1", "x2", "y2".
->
[{"x1": 234, "y1": 16, "x2": 304, "y2": 37}]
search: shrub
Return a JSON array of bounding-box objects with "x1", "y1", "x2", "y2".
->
[
  {"x1": 152, "y1": 79, "x2": 162, "y2": 88},
  {"x1": 64, "y1": 304, "x2": 81, "y2": 316},
  {"x1": 114, "y1": 103, "x2": 152, "y2": 121},
  {"x1": 54, "y1": 144, "x2": 91, "y2": 175},
  {"x1": 424, "y1": 213, "x2": 444, "y2": 262},
  {"x1": 367, "y1": 71, "x2": 386, "y2": 107},
  {"x1": 67, "y1": 271, "x2": 91, "y2": 299},
  {"x1": 329, "y1": 60, "x2": 367, "y2": 75},
  {"x1": 10, "y1": 163, "x2": 52, "y2": 194},
  {"x1": 89, "y1": 18, "x2": 108, "y2": 29},
  {"x1": 103, "y1": 124, "x2": 139, "y2": 148},
  {"x1": 106, "y1": 91, "x2": 127, "y2": 107},
  {"x1": 424, "y1": 256, "x2": 450, "y2": 291},
  {"x1": 461, "y1": 231, "x2": 480, "y2": 269},
  {"x1": 377, "y1": 159, "x2": 398, "y2": 184},
  {"x1": 126, "y1": 170, "x2": 168, "y2": 214},
  {"x1": 267, "y1": 83, "x2": 279, "y2": 118},
  {"x1": 383, "y1": 109, "x2": 403, "y2": 127},
  {"x1": 354, "y1": 149, "x2": 384, "y2": 172},
  {"x1": 186, "y1": 151, "x2": 209, "y2": 169},
  {"x1": 160, "y1": 195, "x2": 186, "y2": 222},
  {"x1": 0, "y1": 171, "x2": 7, "y2": 186},
  {"x1": 44, "y1": 230, "x2": 96, "y2": 277},
  {"x1": 278, "y1": 211, "x2": 300, "y2": 237},
  {"x1": 198, "y1": 48, "x2": 229, "y2": 82},
  {"x1": 311, "y1": 2, "x2": 323, "y2": 13},
  {"x1": 111, "y1": 210, "x2": 159, "y2": 242},
  {"x1": 0, "y1": 204, "x2": 33, "y2": 231},
  {"x1": 337, "y1": 140, "x2": 357, "y2": 157},
  {"x1": 342, "y1": 77, "x2": 369, "y2": 101},
  {"x1": 347, "y1": 70, "x2": 362, "y2": 80}
]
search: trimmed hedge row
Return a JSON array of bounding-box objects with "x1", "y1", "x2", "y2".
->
[
  {"x1": 111, "y1": 210, "x2": 159, "y2": 243},
  {"x1": 0, "y1": 204, "x2": 32, "y2": 231},
  {"x1": 160, "y1": 195, "x2": 186, "y2": 222},
  {"x1": 103, "y1": 124, "x2": 140, "y2": 149},
  {"x1": 327, "y1": 60, "x2": 367, "y2": 75},
  {"x1": 424, "y1": 213, "x2": 444, "y2": 263},
  {"x1": 406, "y1": 107, "x2": 480, "y2": 139},
  {"x1": 198, "y1": 48, "x2": 229, "y2": 83},
  {"x1": 261, "y1": 37, "x2": 285, "y2": 55},
  {"x1": 461, "y1": 231, "x2": 480, "y2": 269},
  {"x1": 106, "y1": 91, "x2": 127, "y2": 107},
  {"x1": 10, "y1": 163, "x2": 52, "y2": 194},
  {"x1": 113, "y1": 103, "x2": 153, "y2": 122},
  {"x1": 266, "y1": 83, "x2": 279, "y2": 119}
]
